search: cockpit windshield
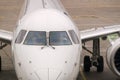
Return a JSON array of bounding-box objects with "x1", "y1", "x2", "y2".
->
[
  {"x1": 24, "y1": 31, "x2": 46, "y2": 45},
  {"x1": 23, "y1": 31, "x2": 72, "y2": 46},
  {"x1": 49, "y1": 31, "x2": 72, "y2": 45}
]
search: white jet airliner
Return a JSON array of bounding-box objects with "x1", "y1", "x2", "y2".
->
[{"x1": 0, "y1": 0, "x2": 120, "y2": 80}]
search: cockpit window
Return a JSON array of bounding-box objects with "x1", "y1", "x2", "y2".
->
[
  {"x1": 69, "y1": 30, "x2": 79, "y2": 44},
  {"x1": 24, "y1": 31, "x2": 46, "y2": 45},
  {"x1": 49, "y1": 31, "x2": 72, "y2": 45},
  {"x1": 15, "y1": 30, "x2": 27, "y2": 44}
]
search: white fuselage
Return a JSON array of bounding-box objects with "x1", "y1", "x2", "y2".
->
[{"x1": 11, "y1": 0, "x2": 82, "y2": 80}]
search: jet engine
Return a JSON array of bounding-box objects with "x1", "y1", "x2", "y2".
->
[{"x1": 107, "y1": 38, "x2": 120, "y2": 77}]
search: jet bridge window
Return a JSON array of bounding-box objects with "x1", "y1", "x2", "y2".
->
[
  {"x1": 49, "y1": 31, "x2": 72, "y2": 45},
  {"x1": 69, "y1": 30, "x2": 79, "y2": 44},
  {"x1": 24, "y1": 31, "x2": 46, "y2": 45},
  {"x1": 15, "y1": 30, "x2": 27, "y2": 44}
]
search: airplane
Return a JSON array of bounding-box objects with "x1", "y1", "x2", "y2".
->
[{"x1": 0, "y1": 0, "x2": 120, "y2": 80}]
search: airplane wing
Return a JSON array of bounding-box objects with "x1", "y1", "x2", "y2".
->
[
  {"x1": 80, "y1": 25, "x2": 120, "y2": 42},
  {"x1": 0, "y1": 30, "x2": 13, "y2": 44}
]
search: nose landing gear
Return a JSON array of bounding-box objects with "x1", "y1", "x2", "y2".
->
[
  {"x1": 0, "y1": 42, "x2": 8, "y2": 72},
  {"x1": 83, "y1": 38, "x2": 104, "y2": 72},
  {"x1": 84, "y1": 56, "x2": 91, "y2": 72},
  {"x1": 97, "y1": 56, "x2": 104, "y2": 72}
]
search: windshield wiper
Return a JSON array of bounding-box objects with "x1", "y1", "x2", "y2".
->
[
  {"x1": 41, "y1": 44, "x2": 55, "y2": 50},
  {"x1": 49, "y1": 45, "x2": 55, "y2": 49},
  {"x1": 41, "y1": 32, "x2": 55, "y2": 50}
]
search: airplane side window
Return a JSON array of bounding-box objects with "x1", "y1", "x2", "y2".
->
[
  {"x1": 49, "y1": 31, "x2": 72, "y2": 45},
  {"x1": 24, "y1": 31, "x2": 46, "y2": 45},
  {"x1": 15, "y1": 30, "x2": 27, "y2": 44},
  {"x1": 69, "y1": 30, "x2": 79, "y2": 44}
]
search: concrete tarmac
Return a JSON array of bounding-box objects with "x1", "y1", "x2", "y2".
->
[{"x1": 0, "y1": 0, "x2": 120, "y2": 80}]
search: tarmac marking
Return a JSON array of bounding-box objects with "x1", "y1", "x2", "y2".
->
[
  {"x1": 71, "y1": 14, "x2": 117, "y2": 22},
  {"x1": 72, "y1": 15, "x2": 99, "y2": 19},
  {"x1": 0, "y1": 6, "x2": 19, "y2": 10},
  {"x1": 80, "y1": 66, "x2": 87, "y2": 80}
]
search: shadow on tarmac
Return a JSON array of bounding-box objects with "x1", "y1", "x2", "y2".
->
[{"x1": 0, "y1": 70, "x2": 17, "y2": 80}]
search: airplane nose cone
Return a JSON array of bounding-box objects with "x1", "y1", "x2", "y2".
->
[{"x1": 35, "y1": 68, "x2": 62, "y2": 80}]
